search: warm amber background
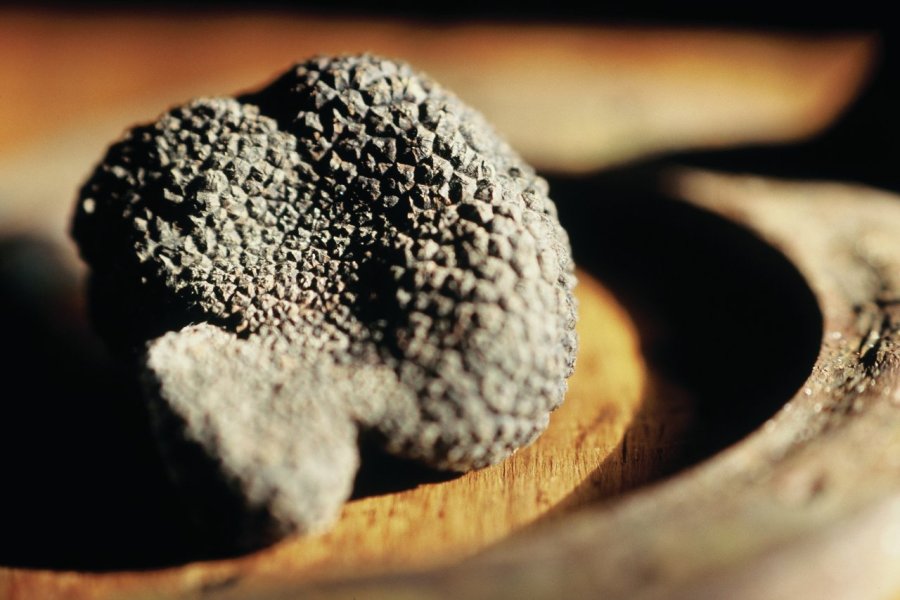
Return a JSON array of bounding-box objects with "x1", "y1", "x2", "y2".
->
[{"x1": 0, "y1": 10, "x2": 873, "y2": 242}]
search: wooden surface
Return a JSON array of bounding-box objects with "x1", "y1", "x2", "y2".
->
[
  {"x1": 0, "y1": 269, "x2": 697, "y2": 600},
  {"x1": 7, "y1": 171, "x2": 900, "y2": 600},
  {"x1": 1, "y1": 10, "x2": 893, "y2": 600},
  {"x1": 196, "y1": 172, "x2": 900, "y2": 600}
]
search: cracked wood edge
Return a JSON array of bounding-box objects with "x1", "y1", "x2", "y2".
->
[{"x1": 200, "y1": 171, "x2": 900, "y2": 600}]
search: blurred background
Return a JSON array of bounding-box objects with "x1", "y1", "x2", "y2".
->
[
  {"x1": 0, "y1": 0, "x2": 893, "y2": 582},
  {"x1": 1, "y1": 3, "x2": 891, "y2": 240}
]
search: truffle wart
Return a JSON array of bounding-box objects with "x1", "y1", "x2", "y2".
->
[{"x1": 73, "y1": 54, "x2": 577, "y2": 546}]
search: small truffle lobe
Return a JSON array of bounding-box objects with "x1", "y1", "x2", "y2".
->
[{"x1": 73, "y1": 54, "x2": 577, "y2": 546}]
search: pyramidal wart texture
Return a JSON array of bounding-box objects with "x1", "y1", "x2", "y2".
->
[{"x1": 73, "y1": 54, "x2": 577, "y2": 548}]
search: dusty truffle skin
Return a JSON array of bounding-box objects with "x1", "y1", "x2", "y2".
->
[{"x1": 73, "y1": 54, "x2": 577, "y2": 545}]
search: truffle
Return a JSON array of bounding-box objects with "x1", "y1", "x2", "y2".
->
[{"x1": 73, "y1": 54, "x2": 577, "y2": 546}]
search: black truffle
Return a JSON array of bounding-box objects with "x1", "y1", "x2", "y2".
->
[{"x1": 73, "y1": 54, "x2": 577, "y2": 545}]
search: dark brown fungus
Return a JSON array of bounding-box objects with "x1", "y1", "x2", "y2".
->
[{"x1": 72, "y1": 54, "x2": 577, "y2": 548}]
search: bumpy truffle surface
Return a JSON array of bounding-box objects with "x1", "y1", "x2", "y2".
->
[{"x1": 73, "y1": 54, "x2": 577, "y2": 544}]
